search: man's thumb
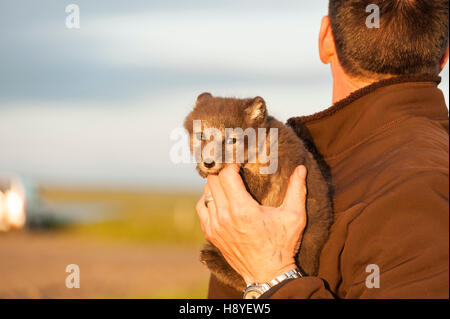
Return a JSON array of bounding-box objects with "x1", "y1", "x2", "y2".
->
[{"x1": 282, "y1": 165, "x2": 307, "y2": 211}]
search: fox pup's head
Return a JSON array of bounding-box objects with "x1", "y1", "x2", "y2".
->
[{"x1": 184, "y1": 93, "x2": 268, "y2": 177}]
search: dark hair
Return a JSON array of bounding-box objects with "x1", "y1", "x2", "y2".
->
[{"x1": 328, "y1": 0, "x2": 449, "y2": 79}]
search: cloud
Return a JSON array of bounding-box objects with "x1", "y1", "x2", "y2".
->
[
  {"x1": 0, "y1": 0, "x2": 447, "y2": 188},
  {"x1": 0, "y1": 2, "x2": 328, "y2": 102},
  {"x1": 79, "y1": 11, "x2": 321, "y2": 73}
]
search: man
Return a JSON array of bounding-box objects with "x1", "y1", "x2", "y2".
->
[{"x1": 196, "y1": 0, "x2": 449, "y2": 298}]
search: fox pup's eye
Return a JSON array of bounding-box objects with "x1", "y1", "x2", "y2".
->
[
  {"x1": 195, "y1": 132, "x2": 207, "y2": 140},
  {"x1": 225, "y1": 137, "x2": 237, "y2": 144}
]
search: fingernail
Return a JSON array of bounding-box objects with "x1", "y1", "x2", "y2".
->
[
  {"x1": 226, "y1": 163, "x2": 240, "y2": 172},
  {"x1": 297, "y1": 165, "x2": 306, "y2": 178}
]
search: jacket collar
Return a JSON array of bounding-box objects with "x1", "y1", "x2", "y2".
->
[{"x1": 287, "y1": 75, "x2": 448, "y2": 160}]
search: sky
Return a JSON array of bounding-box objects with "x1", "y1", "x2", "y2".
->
[{"x1": 0, "y1": 0, "x2": 448, "y2": 190}]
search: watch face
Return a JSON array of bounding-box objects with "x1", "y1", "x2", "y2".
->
[{"x1": 243, "y1": 287, "x2": 263, "y2": 299}]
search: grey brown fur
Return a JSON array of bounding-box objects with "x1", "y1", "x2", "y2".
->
[{"x1": 184, "y1": 93, "x2": 333, "y2": 292}]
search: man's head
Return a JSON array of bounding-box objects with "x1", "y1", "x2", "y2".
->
[{"x1": 320, "y1": 0, "x2": 449, "y2": 86}]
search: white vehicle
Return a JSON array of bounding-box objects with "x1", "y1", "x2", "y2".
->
[
  {"x1": 1, "y1": 172, "x2": 110, "y2": 231},
  {"x1": 0, "y1": 173, "x2": 26, "y2": 231}
]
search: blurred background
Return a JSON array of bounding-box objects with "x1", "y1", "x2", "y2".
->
[{"x1": 0, "y1": 0, "x2": 448, "y2": 298}]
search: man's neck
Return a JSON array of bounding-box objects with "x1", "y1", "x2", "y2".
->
[
  {"x1": 332, "y1": 77, "x2": 364, "y2": 104},
  {"x1": 330, "y1": 57, "x2": 376, "y2": 104}
]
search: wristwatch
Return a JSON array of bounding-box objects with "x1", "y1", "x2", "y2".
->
[{"x1": 243, "y1": 268, "x2": 303, "y2": 299}]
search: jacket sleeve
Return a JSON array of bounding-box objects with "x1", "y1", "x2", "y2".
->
[
  {"x1": 208, "y1": 170, "x2": 449, "y2": 299},
  {"x1": 207, "y1": 273, "x2": 336, "y2": 299}
]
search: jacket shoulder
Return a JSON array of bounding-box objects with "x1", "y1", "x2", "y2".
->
[{"x1": 382, "y1": 116, "x2": 448, "y2": 171}]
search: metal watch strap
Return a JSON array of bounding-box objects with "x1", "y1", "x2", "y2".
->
[{"x1": 243, "y1": 268, "x2": 303, "y2": 299}]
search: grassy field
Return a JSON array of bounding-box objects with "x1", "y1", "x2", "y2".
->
[
  {"x1": 40, "y1": 187, "x2": 205, "y2": 245},
  {"x1": 0, "y1": 187, "x2": 212, "y2": 298},
  {"x1": 0, "y1": 230, "x2": 210, "y2": 298}
]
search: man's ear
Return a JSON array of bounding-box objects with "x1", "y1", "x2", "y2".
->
[
  {"x1": 245, "y1": 96, "x2": 267, "y2": 123},
  {"x1": 319, "y1": 16, "x2": 336, "y2": 65},
  {"x1": 196, "y1": 92, "x2": 212, "y2": 103}
]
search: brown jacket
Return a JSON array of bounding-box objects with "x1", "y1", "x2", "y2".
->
[{"x1": 207, "y1": 76, "x2": 449, "y2": 299}]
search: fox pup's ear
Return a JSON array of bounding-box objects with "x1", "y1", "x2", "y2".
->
[
  {"x1": 245, "y1": 96, "x2": 266, "y2": 123},
  {"x1": 196, "y1": 92, "x2": 212, "y2": 103}
]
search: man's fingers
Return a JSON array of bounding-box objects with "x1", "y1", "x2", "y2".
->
[
  {"x1": 218, "y1": 164, "x2": 256, "y2": 205},
  {"x1": 196, "y1": 193, "x2": 210, "y2": 234},
  {"x1": 282, "y1": 165, "x2": 308, "y2": 212},
  {"x1": 204, "y1": 183, "x2": 217, "y2": 208},
  {"x1": 207, "y1": 175, "x2": 228, "y2": 212}
]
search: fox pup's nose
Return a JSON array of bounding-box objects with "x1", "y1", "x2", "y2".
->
[{"x1": 204, "y1": 160, "x2": 216, "y2": 168}]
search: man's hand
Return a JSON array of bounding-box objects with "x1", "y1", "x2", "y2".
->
[{"x1": 196, "y1": 164, "x2": 308, "y2": 285}]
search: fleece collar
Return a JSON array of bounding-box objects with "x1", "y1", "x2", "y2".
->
[{"x1": 287, "y1": 75, "x2": 447, "y2": 160}]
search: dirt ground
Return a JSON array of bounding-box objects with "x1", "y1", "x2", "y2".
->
[{"x1": 0, "y1": 231, "x2": 210, "y2": 298}]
